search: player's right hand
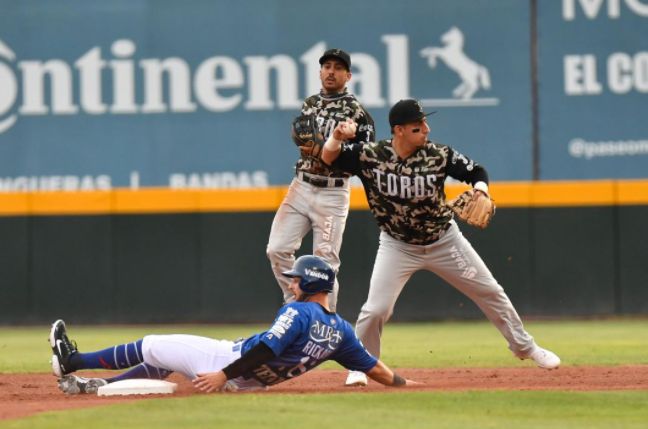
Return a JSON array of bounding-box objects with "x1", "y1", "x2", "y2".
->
[
  {"x1": 333, "y1": 119, "x2": 357, "y2": 140},
  {"x1": 193, "y1": 371, "x2": 227, "y2": 393}
]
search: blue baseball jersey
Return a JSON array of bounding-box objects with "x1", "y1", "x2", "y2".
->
[{"x1": 240, "y1": 302, "x2": 378, "y2": 386}]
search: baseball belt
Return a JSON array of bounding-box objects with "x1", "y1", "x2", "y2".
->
[{"x1": 297, "y1": 172, "x2": 346, "y2": 188}]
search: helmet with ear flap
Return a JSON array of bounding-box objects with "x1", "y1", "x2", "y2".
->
[{"x1": 282, "y1": 255, "x2": 335, "y2": 294}]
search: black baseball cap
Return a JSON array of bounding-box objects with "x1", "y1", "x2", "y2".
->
[
  {"x1": 319, "y1": 48, "x2": 351, "y2": 70},
  {"x1": 389, "y1": 99, "x2": 436, "y2": 128}
]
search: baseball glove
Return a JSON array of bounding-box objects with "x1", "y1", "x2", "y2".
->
[
  {"x1": 447, "y1": 189, "x2": 496, "y2": 229},
  {"x1": 291, "y1": 115, "x2": 324, "y2": 158}
]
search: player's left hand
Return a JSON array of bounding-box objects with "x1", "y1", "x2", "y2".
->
[
  {"x1": 193, "y1": 371, "x2": 227, "y2": 393},
  {"x1": 447, "y1": 188, "x2": 496, "y2": 229}
]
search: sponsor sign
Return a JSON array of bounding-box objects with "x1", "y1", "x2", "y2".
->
[
  {"x1": 12, "y1": 1, "x2": 639, "y2": 187},
  {"x1": 538, "y1": 0, "x2": 648, "y2": 179}
]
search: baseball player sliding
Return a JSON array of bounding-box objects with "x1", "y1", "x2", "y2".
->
[
  {"x1": 319, "y1": 99, "x2": 561, "y2": 387},
  {"x1": 49, "y1": 256, "x2": 415, "y2": 394},
  {"x1": 266, "y1": 48, "x2": 375, "y2": 311}
]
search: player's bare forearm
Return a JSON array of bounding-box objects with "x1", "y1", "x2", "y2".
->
[
  {"x1": 193, "y1": 371, "x2": 227, "y2": 393},
  {"x1": 366, "y1": 361, "x2": 417, "y2": 387}
]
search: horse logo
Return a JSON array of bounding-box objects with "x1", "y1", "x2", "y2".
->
[{"x1": 420, "y1": 27, "x2": 492, "y2": 101}]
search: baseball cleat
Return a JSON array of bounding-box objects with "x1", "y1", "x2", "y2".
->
[
  {"x1": 49, "y1": 319, "x2": 78, "y2": 377},
  {"x1": 58, "y1": 374, "x2": 107, "y2": 395},
  {"x1": 344, "y1": 370, "x2": 368, "y2": 387},
  {"x1": 524, "y1": 346, "x2": 561, "y2": 370}
]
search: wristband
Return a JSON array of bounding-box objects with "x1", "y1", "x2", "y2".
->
[
  {"x1": 392, "y1": 373, "x2": 406, "y2": 387},
  {"x1": 474, "y1": 181, "x2": 489, "y2": 195},
  {"x1": 323, "y1": 135, "x2": 343, "y2": 152}
]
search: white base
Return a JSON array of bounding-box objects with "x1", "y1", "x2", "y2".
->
[{"x1": 97, "y1": 379, "x2": 177, "y2": 396}]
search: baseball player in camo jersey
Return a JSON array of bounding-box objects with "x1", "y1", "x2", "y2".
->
[
  {"x1": 267, "y1": 48, "x2": 375, "y2": 312},
  {"x1": 320, "y1": 99, "x2": 561, "y2": 386},
  {"x1": 48, "y1": 256, "x2": 414, "y2": 394}
]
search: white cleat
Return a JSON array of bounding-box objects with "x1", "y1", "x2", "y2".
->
[
  {"x1": 50, "y1": 355, "x2": 63, "y2": 378},
  {"x1": 525, "y1": 346, "x2": 561, "y2": 370},
  {"x1": 345, "y1": 370, "x2": 368, "y2": 387}
]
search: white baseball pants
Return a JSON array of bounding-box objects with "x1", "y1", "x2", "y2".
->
[
  {"x1": 141, "y1": 335, "x2": 265, "y2": 391},
  {"x1": 142, "y1": 335, "x2": 240, "y2": 380},
  {"x1": 267, "y1": 176, "x2": 350, "y2": 311}
]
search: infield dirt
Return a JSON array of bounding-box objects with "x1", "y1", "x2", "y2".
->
[{"x1": 2, "y1": 365, "x2": 647, "y2": 421}]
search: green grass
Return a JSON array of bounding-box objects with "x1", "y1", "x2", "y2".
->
[
  {"x1": 1, "y1": 319, "x2": 647, "y2": 428},
  {"x1": 3, "y1": 391, "x2": 648, "y2": 429},
  {"x1": 378, "y1": 318, "x2": 648, "y2": 368},
  {"x1": 3, "y1": 319, "x2": 646, "y2": 373}
]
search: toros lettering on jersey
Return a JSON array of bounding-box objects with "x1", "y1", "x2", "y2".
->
[{"x1": 373, "y1": 169, "x2": 439, "y2": 199}]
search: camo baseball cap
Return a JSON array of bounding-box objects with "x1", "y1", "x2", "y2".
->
[
  {"x1": 389, "y1": 99, "x2": 436, "y2": 127},
  {"x1": 319, "y1": 48, "x2": 351, "y2": 70}
]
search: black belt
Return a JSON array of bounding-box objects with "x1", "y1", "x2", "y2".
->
[{"x1": 298, "y1": 173, "x2": 345, "y2": 188}]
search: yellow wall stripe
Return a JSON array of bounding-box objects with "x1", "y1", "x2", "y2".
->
[{"x1": 0, "y1": 179, "x2": 647, "y2": 216}]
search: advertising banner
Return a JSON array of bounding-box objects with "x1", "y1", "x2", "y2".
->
[
  {"x1": 538, "y1": 0, "x2": 648, "y2": 179},
  {"x1": 0, "y1": 0, "x2": 532, "y2": 191}
]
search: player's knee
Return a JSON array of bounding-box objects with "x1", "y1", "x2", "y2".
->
[
  {"x1": 473, "y1": 283, "x2": 508, "y2": 305},
  {"x1": 478, "y1": 281, "x2": 505, "y2": 297},
  {"x1": 266, "y1": 244, "x2": 293, "y2": 263},
  {"x1": 360, "y1": 304, "x2": 393, "y2": 322},
  {"x1": 313, "y1": 252, "x2": 340, "y2": 271}
]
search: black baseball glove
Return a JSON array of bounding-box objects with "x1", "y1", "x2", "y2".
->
[{"x1": 292, "y1": 115, "x2": 325, "y2": 158}]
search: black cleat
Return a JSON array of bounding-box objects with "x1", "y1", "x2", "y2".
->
[{"x1": 49, "y1": 319, "x2": 78, "y2": 377}]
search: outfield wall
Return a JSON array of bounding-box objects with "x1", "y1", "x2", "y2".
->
[{"x1": 2, "y1": 182, "x2": 647, "y2": 324}]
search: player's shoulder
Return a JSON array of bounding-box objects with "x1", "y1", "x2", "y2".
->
[
  {"x1": 343, "y1": 93, "x2": 371, "y2": 114},
  {"x1": 353, "y1": 139, "x2": 390, "y2": 161},
  {"x1": 301, "y1": 94, "x2": 321, "y2": 112},
  {"x1": 276, "y1": 301, "x2": 307, "y2": 318},
  {"x1": 426, "y1": 139, "x2": 446, "y2": 148},
  {"x1": 303, "y1": 94, "x2": 320, "y2": 105},
  {"x1": 273, "y1": 302, "x2": 312, "y2": 330},
  {"x1": 336, "y1": 316, "x2": 356, "y2": 333},
  {"x1": 281, "y1": 301, "x2": 307, "y2": 311},
  {"x1": 425, "y1": 140, "x2": 451, "y2": 154},
  {"x1": 364, "y1": 139, "x2": 393, "y2": 154},
  {"x1": 357, "y1": 138, "x2": 387, "y2": 148},
  {"x1": 282, "y1": 301, "x2": 323, "y2": 316},
  {"x1": 342, "y1": 92, "x2": 362, "y2": 104}
]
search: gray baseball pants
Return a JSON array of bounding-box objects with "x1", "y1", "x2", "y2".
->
[
  {"x1": 355, "y1": 221, "x2": 537, "y2": 358},
  {"x1": 267, "y1": 176, "x2": 350, "y2": 311}
]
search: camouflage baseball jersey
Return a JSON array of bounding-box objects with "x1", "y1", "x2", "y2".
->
[
  {"x1": 296, "y1": 90, "x2": 374, "y2": 177},
  {"x1": 333, "y1": 139, "x2": 485, "y2": 245}
]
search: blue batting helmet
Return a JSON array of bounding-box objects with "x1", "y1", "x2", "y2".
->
[{"x1": 282, "y1": 255, "x2": 335, "y2": 294}]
